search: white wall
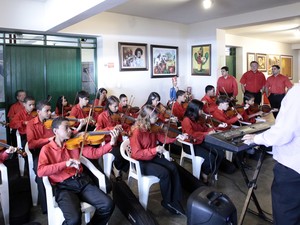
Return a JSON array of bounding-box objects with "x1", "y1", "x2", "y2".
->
[{"x1": 61, "y1": 9, "x2": 299, "y2": 106}]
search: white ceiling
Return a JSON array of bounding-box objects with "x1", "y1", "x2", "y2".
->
[{"x1": 1, "y1": 0, "x2": 300, "y2": 44}]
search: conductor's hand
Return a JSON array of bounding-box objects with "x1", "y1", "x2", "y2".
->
[{"x1": 242, "y1": 134, "x2": 256, "y2": 145}]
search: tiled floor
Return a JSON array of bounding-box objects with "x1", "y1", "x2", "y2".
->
[{"x1": 1, "y1": 151, "x2": 274, "y2": 225}]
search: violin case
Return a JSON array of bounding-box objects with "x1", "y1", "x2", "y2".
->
[
  {"x1": 173, "y1": 161, "x2": 205, "y2": 193},
  {"x1": 112, "y1": 180, "x2": 159, "y2": 225}
]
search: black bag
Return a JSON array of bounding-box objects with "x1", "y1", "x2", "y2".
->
[
  {"x1": 112, "y1": 180, "x2": 159, "y2": 225},
  {"x1": 173, "y1": 161, "x2": 205, "y2": 194}
]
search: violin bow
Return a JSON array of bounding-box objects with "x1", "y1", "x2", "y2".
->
[{"x1": 78, "y1": 107, "x2": 93, "y2": 162}]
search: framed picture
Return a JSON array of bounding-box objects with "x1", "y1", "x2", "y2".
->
[
  {"x1": 267, "y1": 54, "x2": 280, "y2": 75},
  {"x1": 247, "y1": 52, "x2": 256, "y2": 71},
  {"x1": 191, "y1": 44, "x2": 211, "y2": 75},
  {"x1": 150, "y1": 45, "x2": 178, "y2": 78},
  {"x1": 280, "y1": 55, "x2": 293, "y2": 80},
  {"x1": 118, "y1": 42, "x2": 148, "y2": 71},
  {"x1": 256, "y1": 53, "x2": 267, "y2": 72}
]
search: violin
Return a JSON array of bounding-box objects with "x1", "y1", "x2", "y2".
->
[
  {"x1": 249, "y1": 104, "x2": 276, "y2": 114},
  {"x1": 225, "y1": 105, "x2": 245, "y2": 118},
  {"x1": 65, "y1": 130, "x2": 111, "y2": 150},
  {"x1": 30, "y1": 110, "x2": 38, "y2": 117},
  {"x1": 111, "y1": 113, "x2": 136, "y2": 125},
  {"x1": 156, "y1": 103, "x2": 172, "y2": 119},
  {"x1": 43, "y1": 116, "x2": 81, "y2": 129},
  {"x1": 83, "y1": 105, "x2": 105, "y2": 113},
  {"x1": 151, "y1": 122, "x2": 181, "y2": 138},
  {"x1": 0, "y1": 140, "x2": 27, "y2": 157},
  {"x1": 122, "y1": 105, "x2": 140, "y2": 114}
]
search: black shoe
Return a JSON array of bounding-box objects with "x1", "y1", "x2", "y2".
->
[{"x1": 161, "y1": 201, "x2": 185, "y2": 216}]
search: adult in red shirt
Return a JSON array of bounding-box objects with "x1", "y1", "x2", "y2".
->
[
  {"x1": 9, "y1": 96, "x2": 36, "y2": 148},
  {"x1": 181, "y1": 99, "x2": 225, "y2": 183},
  {"x1": 130, "y1": 104, "x2": 186, "y2": 215},
  {"x1": 217, "y1": 66, "x2": 238, "y2": 99},
  {"x1": 172, "y1": 90, "x2": 187, "y2": 122},
  {"x1": 7, "y1": 90, "x2": 26, "y2": 121},
  {"x1": 265, "y1": 65, "x2": 293, "y2": 118},
  {"x1": 201, "y1": 85, "x2": 217, "y2": 115},
  {"x1": 240, "y1": 61, "x2": 266, "y2": 105},
  {"x1": 38, "y1": 117, "x2": 118, "y2": 225}
]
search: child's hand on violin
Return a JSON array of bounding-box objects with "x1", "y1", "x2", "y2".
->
[
  {"x1": 76, "y1": 119, "x2": 87, "y2": 131},
  {"x1": 176, "y1": 133, "x2": 188, "y2": 141},
  {"x1": 114, "y1": 125, "x2": 123, "y2": 133},
  {"x1": 156, "y1": 145, "x2": 166, "y2": 154},
  {"x1": 237, "y1": 113, "x2": 243, "y2": 120},
  {"x1": 66, "y1": 158, "x2": 80, "y2": 170},
  {"x1": 5, "y1": 146, "x2": 17, "y2": 154},
  {"x1": 218, "y1": 123, "x2": 228, "y2": 128},
  {"x1": 109, "y1": 129, "x2": 120, "y2": 146}
]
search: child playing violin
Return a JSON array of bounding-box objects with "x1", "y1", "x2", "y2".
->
[
  {"x1": 94, "y1": 88, "x2": 108, "y2": 107},
  {"x1": 172, "y1": 90, "x2": 187, "y2": 122},
  {"x1": 181, "y1": 99, "x2": 225, "y2": 183},
  {"x1": 96, "y1": 95, "x2": 130, "y2": 179},
  {"x1": 37, "y1": 117, "x2": 119, "y2": 225},
  {"x1": 129, "y1": 104, "x2": 187, "y2": 215},
  {"x1": 55, "y1": 96, "x2": 72, "y2": 117},
  {"x1": 10, "y1": 96, "x2": 36, "y2": 148},
  {"x1": 201, "y1": 85, "x2": 218, "y2": 115},
  {"x1": 144, "y1": 92, "x2": 170, "y2": 122},
  {"x1": 212, "y1": 95, "x2": 243, "y2": 128},
  {"x1": 240, "y1": 93, "x2": 264, "y2": 124},
  {"x1": 70, "y1": 90, "x2": 95, "y2": 130}
]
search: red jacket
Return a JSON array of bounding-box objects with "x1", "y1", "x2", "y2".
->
[
  {"x1": 172, "y1": 101, "x2": 186, "y2": 122},
  {"x1": 10, "y1": 109, "x2": 35, "y2": 134},
  {"x1": 8, "y1": 102, "x2": 24, "y2": 120}
]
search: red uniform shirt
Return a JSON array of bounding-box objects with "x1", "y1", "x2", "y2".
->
[
  {"x1": 217, "y1": 75, "x2": 238, "y2": 97},
  {"x1": 265, "y1": 74, "x2": 293, "y2": 94},
  {"x1": 129, "y1": 127, "x2": 175, "y2": 161},
  {"x1": 181, "y1": 117, "x2": 212, "y2": 145},
  {"x1": 8, "y1": 102, "x2": 24, "y2": 120},
  {"x1": 240, "y1": 70, "x2": 266, "y2": 93},
  {"x1": 9, "y1": 109, "x2": 35, "y2": 134},
  {"x1": 70, "y1": 104, "x2": 88, "y2": 119},
  {"x1": 37, "y1": 140, "x2": 112, "y2": 185},
  {"x1": 172, "y1": 101, "x2": 186, "y2": 122},
  {"x1": 212, "y1": 108, "x2": 239, "y2": 125},
  {"x1": 0, "y1": 151, "x2": 9, "y2": 163},
  {"x1": 201, "y1": 95, "x2": 217, "y2": 114},
  {"x1": 26, "y1": 116, "x2": 54, "y2": 150}
]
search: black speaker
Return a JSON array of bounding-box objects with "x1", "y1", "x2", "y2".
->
[{"x1": 187, "y1": 186, "x2": 237, "y2": 225}]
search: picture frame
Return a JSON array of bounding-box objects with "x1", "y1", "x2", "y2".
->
[
  {"x1": 267, "y1": 54, "x2": 280, "y2": 75},
  {"x1": 150, "y1": 45, "x2": 178, "y2": 78},
  {"x1": 256, "y1": 53, "x2": 267, "y2": 72},
  {"x1": 246, "y1": 52, "x2": 256, "y2": 71},
  {"x1": 280, "y1": 55, "x2": 293, "y2": 80},
  {"x1": 118, "y1": 42, "x2": 148, "y2": 71},
  {"x1": 191, "y1": 44, "x2": 211, "y2": 76}
]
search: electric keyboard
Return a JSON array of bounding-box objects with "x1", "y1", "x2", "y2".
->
[{"x1": 205, "y1": 122, "x2": 273, "y2": 152}]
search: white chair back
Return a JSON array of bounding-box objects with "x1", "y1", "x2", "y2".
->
[
  {"x1": 177, "y1": 139, "x2": 205, "y2": 179},
  {"x1": 16, "y1": 130, "x2": 25, "y2": 176}
]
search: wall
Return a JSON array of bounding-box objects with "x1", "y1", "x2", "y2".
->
[{"x1": 61, "y1": 9, "x2": 299, "y2": 106}]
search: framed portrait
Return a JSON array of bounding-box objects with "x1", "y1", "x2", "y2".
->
[
  {"x1": 118, "y1": 42, "x2": 148, "y2": 71},
  {"x1": 256, "y1": 53, "x2": 267, "y2": 72},
  {"x1": 150, "y1": 45, "x2": 178, "y2": 78},
  {"x1": 191, "y1": 44, "x2": 211, "y2": 76},
  {"x1": 267, "y1": 54, "x2": 280, "y2": 75},
  {"x1": 247, "y1": 52, "x2": 256, "y2": 71},
  {"x1": 280, "y1": 55, "x2": 293, "y2": 80}
]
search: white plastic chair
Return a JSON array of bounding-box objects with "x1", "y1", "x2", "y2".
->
[
  {"x1": 177, "y1": 139, "x2": 205, "y2": 179},
  {"x1": 120, "y1": 139, "x2": 170, "y2": 209},
  {"x1": 24, "y1": 142, "x2": 38, "y2": 206},
  {"x1": 0, "y1": 163, "x2": 9, "y2": 225},
  {"x1": 16, "y1": 130, "x2": 25, "y2": 176},
  {"x1": 43, "y1": 156, "x2": 107, "y2": 225},
  {"x1": 102, "y1": 153, "x2": 115, "y2": 178}
]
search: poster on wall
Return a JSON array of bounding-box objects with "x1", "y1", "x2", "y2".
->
[
  {"x1": 280, "y1": 55, "x2": 293, "y2": 80},
  {"x1": 267, "y1": 55, "x2": 280, "y2": 75}
]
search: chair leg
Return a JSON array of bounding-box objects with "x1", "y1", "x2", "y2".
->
[
  {"x1": 1, "y1": 189, "x2": 10, "y2": 225},
  {"x1": 18, "y1": 155, "x2": 25, "y2": 176},
  {"x1": 29, "y1": 166, "x2": 38, "y2": 206},
  {"x1": 138, "y1": 180, "x2": 150, "y2": 209},
  {"x1": 193, "y1": 157, "x2": 205, "y2": 179},
  {"x1": 179, "y1": 151, "x2": 185, "y2": 166}
]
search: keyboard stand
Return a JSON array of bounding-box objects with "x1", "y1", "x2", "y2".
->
[{"x1": 237, "y1": 147, "x2": 273, "y2": 225}]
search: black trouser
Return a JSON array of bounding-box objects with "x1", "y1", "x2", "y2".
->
[
  {"x1": 31, "y1": 149, "x2": 47, "y2": 213},
  {"x1": 268, "y1": 93, "x2": 285, "y2": 118},
  {"x1": 55, "y1": 174, "x2": 114, "y2": 225},
  {"x1": 244, "y1": 91, "x2": 262, "y2": 105},
  {"x1": 272, "y1": 163, "x2": 300, "y2": 225},
  {"x1": 183, "y1": 142, "x2": 224, "y2": 176},
  {"x1": 139, "y1": 155, "x2": 182, "y2": 203},
  {"x1": 111, "y1": 145, "x2": 129, "y2": 172}
]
